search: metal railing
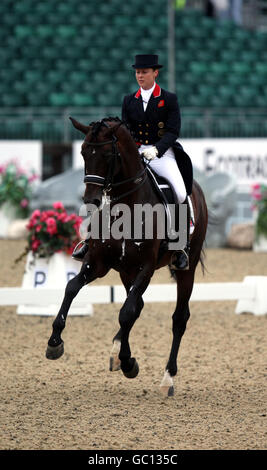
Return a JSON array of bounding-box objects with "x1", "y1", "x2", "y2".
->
[{"x1": 0, "y1": 107, "x2": 266, "y2": 141}]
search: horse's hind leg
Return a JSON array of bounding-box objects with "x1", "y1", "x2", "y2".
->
[
  {"x1": 46, "y1": 263, "x2": 96, "y2": 360},
  {"x1": 160, "y1": 269, "x2": 195, "y2": 397}
]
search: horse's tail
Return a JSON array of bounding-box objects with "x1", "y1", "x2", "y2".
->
[
  {"x1": 199, "y1": 243, "x2": 207, "y2": 276},
  {"x1": 192, "y1": 179, "x2": 208, "y2": 276}
]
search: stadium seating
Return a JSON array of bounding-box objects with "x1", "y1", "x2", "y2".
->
[{"x1": 0, "y1": 1, "x2": 266, "y2": 139}]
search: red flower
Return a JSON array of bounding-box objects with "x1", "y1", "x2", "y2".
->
[
  {"x1": 158, "y1": 100, "x2": 164, "y2": 107},
  {"x1": 46, "y1": 217, "x2": 57, "y2": 235},
  {"x1": 26, "y1": 204, "x2": 82, "y2": 258},
  {"x1": 53, "y1": 201, "x2": 65, "y2": 211},
  {"x1": 32, "y1": 239, "x2": 41, "y2": 251}
]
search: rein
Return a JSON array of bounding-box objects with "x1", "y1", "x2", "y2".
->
[{"x1": 83, "y1": 120, "x2": 147, "y2": 202}]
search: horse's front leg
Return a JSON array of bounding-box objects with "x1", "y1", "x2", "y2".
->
[
  {"x1": 46, "y1": 263, "x2": 97, "y2": 360},
  {"x1": 118, "y1": 266, "x2": 153, "y2": 379}
]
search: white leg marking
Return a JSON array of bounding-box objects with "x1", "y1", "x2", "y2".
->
[
  {"x1": 160, "y1": 370, "x2": 174, "y2": 396},
  {"x1": 110, "y1": 340, "x2": 121, "y2": 371}
]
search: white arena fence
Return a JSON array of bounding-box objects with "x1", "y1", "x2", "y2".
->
[{"x1": 0, "y1": 276, "x2": 266, "y2": 316}]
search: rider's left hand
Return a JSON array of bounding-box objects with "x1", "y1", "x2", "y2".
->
[{"x1": 142, "y1": 146, "x2": 158, "y2": 161}]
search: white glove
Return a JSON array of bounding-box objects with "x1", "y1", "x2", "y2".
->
[{"x1": 142, "y1": 146, "x2": 158, "y2": 161}]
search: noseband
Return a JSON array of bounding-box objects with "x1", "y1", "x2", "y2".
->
[{"x1": 83, "y1": 120, "x2": 147, "y2": 202}]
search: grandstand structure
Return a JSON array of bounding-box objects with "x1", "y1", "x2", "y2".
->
[{"x1": 0, "y1": 0, "x2": 266, "y2": 143}]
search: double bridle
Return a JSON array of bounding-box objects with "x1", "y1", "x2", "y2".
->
[{"x1": 83, "y1": 120, "x2": 147, "y2": 202}]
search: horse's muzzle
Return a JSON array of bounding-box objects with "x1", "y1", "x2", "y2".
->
[{"x1": 83, "y1": 197, "x2": 102, "y2": 208}]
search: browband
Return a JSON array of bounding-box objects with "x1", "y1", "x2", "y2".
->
[{"x1": 84, "y1": 175, "x2": 105, "y2": 186}]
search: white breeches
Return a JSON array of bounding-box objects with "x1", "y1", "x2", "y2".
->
[{"x1": 139, "y1": 145, "x2": 187, "y2": 203}]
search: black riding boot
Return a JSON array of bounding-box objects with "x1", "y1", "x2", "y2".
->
[
  {"x1": 170, "y1": 198, "x2": 190, "y2": 271},
  {"x1": 72, "y1": 240, "x2": 89, "y2": 260}
]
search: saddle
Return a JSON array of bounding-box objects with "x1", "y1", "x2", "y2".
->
[{"x1": 146, "y1": 167, "x2": 195, "y2": 238}]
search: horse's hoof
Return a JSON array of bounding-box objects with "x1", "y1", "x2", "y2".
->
[
  {"x1": 109, "y1": 356, "x2": 121, "y2": 372},
  {"x1": 160, "y1": 385, "x2": 174, "y2": 397},
  {"x1": 46, "y1": 341, "x2": 64, "y2": 360},
  {"x1": 122, "y1": 358, "x2": 139, "y2": 379}
]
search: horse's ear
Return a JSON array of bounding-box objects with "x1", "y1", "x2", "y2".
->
[{"x1": 69, "y1": 117, "x2": 89, "y2": 135}]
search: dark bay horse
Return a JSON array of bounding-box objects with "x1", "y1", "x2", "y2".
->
[{"x1": 46, "y1": 117, "x2": 208, "y2": 396}]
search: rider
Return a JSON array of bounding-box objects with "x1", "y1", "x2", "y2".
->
[
  {"x1": 121, "y1": 54, "x2": 193, "y2": 270},
  {"x1": 72, "y1": 54, "x2": 193, "y2": 269}
]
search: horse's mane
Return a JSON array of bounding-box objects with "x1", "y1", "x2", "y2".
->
[{"x1": 89, "y1": 117, "x2": 123, "y2": 135}]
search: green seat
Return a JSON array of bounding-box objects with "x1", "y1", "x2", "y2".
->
[
  {"x1": 210, "y1": 62, "x2": 229, "y2": 75},
  {"x1": 186, "y1": 95, "x2": 209, "y2": 107},
  {"x1": 239, "y1": 50, "x2": 258, "y2": 63},
  {"x1": 35, "y1": 3, "x2": 54, "y2": 15},
  {"x1": 46, "y1": 70, "x2": 65, "y2": 85},
  {"x1": 227, "y1": 74, "x2": 245, "y2": 87},
  {"x1": 231, "y1": 62, "x2": 251, "y2": 75},
  {"x1": 113, "y1": 16, "x2": 134, "y2": 27},
  {"x1": 49, "y1": 92, "x2": 71, "y2": 107},
  {"x1": 248, "y1": 74, "x2": 266, "y2": 87},
  {"x1": 233, "y1": 94, "x2": 254, "y2": 107},
  {"x1": 13, "y1": 81, "x2": 30, "y2": 94},
  {"x1": 195, "y1": 50, "x2": 216, "y2": 62},
  {"x1": 57, "y1": 59, "x2": 74, "y2": 72},
  {"x1": 27, "y1": 92, "x2": 49, "y2": 106},
  {"x1": 57, "y1": 25, "x2": 77, "y2": 38},
  {"x1": 220, "y1": 49, "x2": 240, "y2": 62},
  {"x1": 36, "y1": 25, "x2": 55, "y2": 38},
  {"x1": 71, "y1": 94, "x2": 94, "y2": 106},
  {"x1": 11, "y1": 59, "x2": 31, "y2": 74},
  {"x1": 210, "y1": 94, "x2": 231, "y2": 107},
  {"x1": 2, "y1": 12, "x2": 18, "y2": 26},
  {"x1": 24, "y1": 70, "x2": 43, "y2": 84},
  {"x1": 77, "y1": 59, "x2": 95, "y2": 72},
  {"x1": 12, "y1": 0, "x2": 32, "y2": 15},
  {"x1": 96, "y1": 93, "x2": 118, "y2": 106},
  {"x1": 218, "y1": 85, "x2": 235, "y2": 99},
  {"x1": 254, "y1": 95, "x2": 267, "y2": 108},
  {"x1": 42, "y1": 46, "x2": 61, "y2": 60},
  {"x1": 239, "y1": 85, "x2": 258, "y2": 99},
  {"x1": 15, "y1": 25, "x2": 34, "y2": 38},
  {"x1": 69, "y1": 71, "x2": 88, "y2": 85},
  {"x1": 198, "y1": 84, "x2": 216, "y2": 100},
  {"x1": 255, "y1": 63, "x2": 267, "y2": 76}
]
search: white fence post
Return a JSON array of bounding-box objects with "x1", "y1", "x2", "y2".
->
[
  {"x1": 235, "y1": 276, "x2": 267, "y2": 316},
  {"x1": 0, "y1": 276, "x2": 266, "y2": 316}
]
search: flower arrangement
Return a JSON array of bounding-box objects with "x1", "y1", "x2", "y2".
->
[
  {"x1": 251, "y1": 183, "x2": 267, "y2": 238},
  {"x1": 25, "y1": 202, "x2": 83, "y2": 259},
  {"x1": 0, "y1": 160, "x2": 38, "y2": 218}
]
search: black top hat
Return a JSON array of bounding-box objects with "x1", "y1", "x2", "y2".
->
[{"x1": 132, "y1": 54, "x2": 163, "y2": 69}]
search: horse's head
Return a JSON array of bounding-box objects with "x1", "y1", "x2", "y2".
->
[{"x1": 70, "y1": 117, "x2": 123, "y2": 208}]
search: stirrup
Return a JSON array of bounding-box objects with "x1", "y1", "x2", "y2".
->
[{"x1": 170, "y1": 248, "x2": 189, "y2": 271}]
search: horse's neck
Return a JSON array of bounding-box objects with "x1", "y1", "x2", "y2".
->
[{"x1": 118, "y1": 128, "x2": 143, "y2": 178}]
